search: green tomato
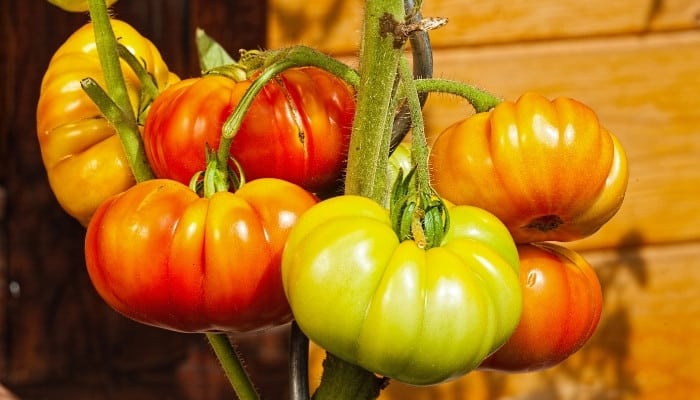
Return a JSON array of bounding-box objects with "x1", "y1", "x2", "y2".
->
[
  {"x1": 47, "y1": 0, "x2": 118, "y2": 12},
  {"x1": 282, "y1": 195, "x2": 522, "y2": 385}
]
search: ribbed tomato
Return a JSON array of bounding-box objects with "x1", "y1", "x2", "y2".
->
[
  {"x1": 429, "y1": 92, "x2": 628, "y2": 243},
  {"x1": 143, "y1": 67, "x2": 355, "y2": 193}
]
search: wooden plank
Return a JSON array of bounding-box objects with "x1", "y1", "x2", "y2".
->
[
  {"x1": 413, "y1": 30, "x2": 700, "y2": 250},
  {"x1": 308, "y1": 241, "x2": 700, "y2": 399},
  {"x1": 267, "y1": 0, "x2": 700, "y2": 53},
  {"x1": 650, "y1": 0, "x2": 700, "y2": 30}
]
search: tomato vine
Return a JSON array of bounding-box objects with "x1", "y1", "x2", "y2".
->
[{"x1": 65, "y1": 0, "x2": 623, "y2": 399}]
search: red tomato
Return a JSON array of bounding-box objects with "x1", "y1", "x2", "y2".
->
[
  {"x1": 479, "y1": 242, "x2": 603, "y2": 372},
  {"x1": 143, "y1": 67, "x2": 355, "y2": 193},
  {"x1": 84, "y1": 178, "x2": 318, "y2": 333},
  {"x1": 429, "y1": 92, "x2": 628, "y2": 243}
]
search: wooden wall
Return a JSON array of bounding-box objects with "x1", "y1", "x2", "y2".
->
[{"x1": 269, "y1": 0, "x2": 700, "y2": 399}]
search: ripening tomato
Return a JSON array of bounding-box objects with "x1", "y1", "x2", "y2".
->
[
  {"x1": 479, "y1": 242, "x2": 603, "y2": 372},
  {"x1": 37, "y1": 19, "x2": 179, "y2": 225},
  {"x1": 282, "y1": 195, "x2": 522, "y2": 385},
  {"x1": 143, "y1": 67, "x2": 355, "y2": 193},
  {"x1": 429, "y1": 92, "x2": 628, "y2": 243},
  {"x1": 84, "y1": 178, "x2": 318, "y2": 332}
]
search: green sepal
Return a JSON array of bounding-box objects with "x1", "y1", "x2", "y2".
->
[{"x1": 388, "y1": 165, "x2": 449, "y2": 249}]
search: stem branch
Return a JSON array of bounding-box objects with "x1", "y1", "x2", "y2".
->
[
  {"x1": 414, "y1": 78, "x2": 502, "y2": 113},
  {"x1": 206, "y1": 333, "x2": 260, "y2": 400},
  {"x1": 86, "y1": 0, "x2": 154, "y2": 182}
]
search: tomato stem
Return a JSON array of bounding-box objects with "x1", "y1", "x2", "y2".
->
[
  {"x1": 343, "y1": 0, "x2": 406, "y2": 203},
  {"x1": 414, "y1": 78, "x2": 502, "y2": 113},
  {"x1": 391, "y1": 58, "x2": 449, "y2": 249},
  {"x1": 390, "y1": 0, "x2": 433, "y2": 151},
  {"x1": 263, "y1": 46, "x2": 361, "y2": 89},
  {"x1": 86, "y1": 0, "x2": 154, "y2": 183},
  {"x1": 398, "y1": 58, "x2": 429, "y2": 198},
  {"x1": 115, "y1": 43, "x2": 159, "y2": 121},
  {"x1": 312, "y1": 0, "x2": 409, "y2": 398},
  {"x1": 205, "y1": 333, "x2": 260, "y2": 400},
  {"x1": 79, "y1": 77, "x2": 153, "y2": 182},
  {"x1": 216, "y1": 59, "x2": 297, "y2": 171},
  {"x1": 216, "y1": 47, "x2": 360, "y2": 185},
  {"x1": 311, "y1": 354, "x2": 387, "y2": 400}
]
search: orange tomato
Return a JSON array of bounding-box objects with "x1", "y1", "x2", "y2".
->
[
  {"x1": 429, "y1": 92, "x2": 628, "y2": 243},
  {"x1": 85, "y1": 178, "x2": 317, "y2": 332},
  {"x1": 479, "y1": 242, "x2": 603, "y2": 372}
]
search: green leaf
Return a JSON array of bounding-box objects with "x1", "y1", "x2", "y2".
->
[{"x1": 196, "y1": 28, "x2": 236, "y2": 72}]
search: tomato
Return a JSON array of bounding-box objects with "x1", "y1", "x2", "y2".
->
[
  {"x1": 143, "y1": 67, "x2": 355, "y2": 193},
  {"x1": 281, "y1": 195, "x2": 522, "y2": 385},
  {"x1": 37, "y1": 20, "x2": 179, "y2": 226},
  {"x1": 429, "y1": 92, "x2": 628, "y2": 243},
  {"x1": 47, "y1": 0, "x2": 118, "y2": 12},
  {"x1": 479, "y1": 242, "x2": 603, "y2": 372},
  {"x1": 84, "y1": 178, "x2": 318, "y2": 332}
]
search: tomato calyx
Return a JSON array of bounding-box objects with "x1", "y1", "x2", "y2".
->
[
  {"x1": 205, "y1": 64, "x2": 248, "y2": 82},
  {"x1": 525, "y1": 214, "x2": 564, "y2": 232},
  {"x1": 389, "y1": 167, "x2": 449, "y2": 249},
  {"x1": 189, "y1": 147, "x2": 244, "y2": 198}
]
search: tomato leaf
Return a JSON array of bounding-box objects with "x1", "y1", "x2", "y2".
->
[{"x1": 196, "y1": 28, "x2": 236, "y2": 72}]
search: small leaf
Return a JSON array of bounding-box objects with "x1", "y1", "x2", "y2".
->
[{"x1": 196, "y1": 28, "x2": 236, "y2": 72}]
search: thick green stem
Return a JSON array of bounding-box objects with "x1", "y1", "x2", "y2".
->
[
  {"x1": 87, "y1": 0, "x2": 154, "y2": 182},
  {"x1": 206, "y1": 333, "x2": 260, "y2": 400},
  {"x1": 313, "y1": 0, "x2": 409, "y2": 398},
  {"x1": 343, "y1": 0, "x2": 407, "y2": 203},
  {"x1": 312, "y1": 354, "x2": 386, "y2": 400}
]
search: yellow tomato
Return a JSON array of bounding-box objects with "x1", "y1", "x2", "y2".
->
[{"x1": 36, "y1": 19, "x2": 179, "y2": 225}]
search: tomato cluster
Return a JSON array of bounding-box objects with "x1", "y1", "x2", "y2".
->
[
  {"x1": 37, "y1": 12, "x2": 628, "y2": 391},
  {"x1": 429, "y1": 92, "x2": 627, "y2": 372}
]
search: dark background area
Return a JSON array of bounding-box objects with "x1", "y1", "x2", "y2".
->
[{"x1": 1, "y1": 1, "x2": 292, "y2": 399}]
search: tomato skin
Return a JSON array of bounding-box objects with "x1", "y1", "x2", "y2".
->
[
  {"x1": 282, "y1": 195, "x2": 522, "y2": 385},
  {"x1": 36, "y1": 20, "x2": 179, "y2": 226},
  {"x1": 479, "y1": 242, "x2": 603, "y2": 372},
  {"x1": 429, "y1": 92, "x2": 628, "y2": 243},
  {"x1": 84, "y1": 178, "x2": 318, "y2": 333},
  {"x1": 143, "y1": 76, "x2": 236, "y2": 184},
  {"x1": 143, "y1": 67, "x2": 355, "y2": 193}
]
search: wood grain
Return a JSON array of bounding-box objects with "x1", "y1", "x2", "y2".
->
[
  {"x1": 419, "y1": 30, "x2": 700, "y2": 250},
  {"x1": 268, "y1": 0, "x2": 700, "y2": 53}
]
